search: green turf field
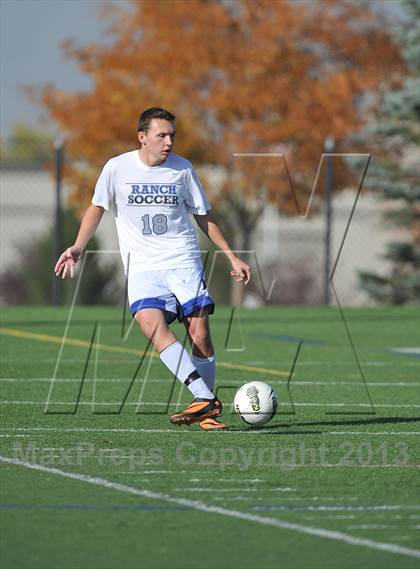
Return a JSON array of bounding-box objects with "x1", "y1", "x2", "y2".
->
[{"x1": 0, "y1": 305, "x2": 419, "y2": 569}]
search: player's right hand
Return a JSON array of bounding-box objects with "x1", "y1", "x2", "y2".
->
[{"x1": 54, "y1": 246, "x2": 82, "y2": 279}]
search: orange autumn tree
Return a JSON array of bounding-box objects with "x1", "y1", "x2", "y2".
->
[{"x1": 35, "y1": 0, "x2": 401, "y2": 251}]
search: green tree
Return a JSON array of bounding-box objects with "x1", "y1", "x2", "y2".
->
[
  {"x1": 359, "y1": 0, "x2": 420, "y2": 304},
  {"x1": 0, "y1": 210, "x2": 121, "y2": 305},
  {"x1": 0, "y1": 122, "x2": 53, "y2": 167}
]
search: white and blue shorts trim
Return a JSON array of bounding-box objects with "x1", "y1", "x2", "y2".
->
[{"x1": 128, "y1": 267, "x2": 214, "y2": 324}]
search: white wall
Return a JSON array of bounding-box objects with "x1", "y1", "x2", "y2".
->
[{"x1": 0, "y1": 169, "x2": 119, "y2": 270}]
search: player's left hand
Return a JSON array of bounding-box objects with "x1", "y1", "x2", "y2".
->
[
  {"x1": 230, "y1": 257, "x2": 251, "y2": 285},
  {"x1": 54, "y1": 245, "x2": 82, "y2": 279}
]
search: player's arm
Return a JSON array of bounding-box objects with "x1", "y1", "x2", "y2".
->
[
  {"x1": 54, "y1": 204, "x2": 105, "y2": 279},
  {"x1": 194, "y1": 211, "x2": 251, "y2": 284}
]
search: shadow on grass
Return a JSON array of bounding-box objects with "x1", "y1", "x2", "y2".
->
[{"x1": 230, "y1": 415, "x2": 420, "y2": 434}]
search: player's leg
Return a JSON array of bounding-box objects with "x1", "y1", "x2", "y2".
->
[
  {"x1": 184, "y1": 311, "x2": 214, "y2": 357},
  {"x1": 183, "y1": 311, "x2": 216, "y2": 392},
  {"x1": 134, "y1": 308, "x2": 216, "y2": 403},
  {"x1": 134, "y1": 308, "x2": 177, "y2": 352},
  {"x1": 167, "y1": 267, "x2": 225, "y2": 429},
  {"x1": 129, "y1": 270, "x2": 218, "y2": 416},
  {"x1": 181, "y1": 311, "x2": 224, "y2": 429}
]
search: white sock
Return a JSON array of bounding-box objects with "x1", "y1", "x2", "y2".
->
[
  {"x1": 159, "y1": 342, "x2": 214, "y2": 399},
  {"x1": 191, "y1": 355, "x2": 216, "y2": 392}
]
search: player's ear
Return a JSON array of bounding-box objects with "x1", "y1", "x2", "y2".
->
[{"x1": 137, "y1": 131, "x2": 146, "y2": 146}]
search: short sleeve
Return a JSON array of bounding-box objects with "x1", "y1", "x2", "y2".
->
[
  {"x1": 92, "y1": 159, "x2": 115, "y2": 211},
  {"x1": 185, "y1": 168, "x2": 211, "y2": 215}
]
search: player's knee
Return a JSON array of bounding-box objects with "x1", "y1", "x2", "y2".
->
[
  {"x1": 190, "y1": 328, "x2": 213, "y2": 354},
  {"x1": 135, "y1": 311, "x2": 159, "y2": 339}
]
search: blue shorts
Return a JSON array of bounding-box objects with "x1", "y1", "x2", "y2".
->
[{"x1": 128, "y1": 267, "x2": 214, "y2": 324}]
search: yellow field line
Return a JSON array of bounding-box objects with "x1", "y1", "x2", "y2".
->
[
  {"x1": 0, "y1": 327, "x2": 148, "y2": 357},
  {"x1": 0, "y1": 327, "x2": 290, "y2": 378},
  {"x1": 218, "y1": 361, "x2": 289, "y2": 377}
]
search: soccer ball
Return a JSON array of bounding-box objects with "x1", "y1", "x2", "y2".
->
[{"x1": 233, "y1": 381, "x2": 278, "y2": 426}]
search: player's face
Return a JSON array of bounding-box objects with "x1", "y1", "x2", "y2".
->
[{"x1": 138, "y1": 119, "x2": 176, "y2": 164}]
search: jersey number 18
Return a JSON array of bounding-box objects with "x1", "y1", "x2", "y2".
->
[{"x1": 141, "y1": 213, "x2": 168, "y2": 235}]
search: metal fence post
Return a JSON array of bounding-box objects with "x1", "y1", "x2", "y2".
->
[
  {"x1": 324, "y1": 136, "x2": 335, "y2": 306},
  {"x1": 52, "y1": 137, "x2": 64, "y2": 306}
]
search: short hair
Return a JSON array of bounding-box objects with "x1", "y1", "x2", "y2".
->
[{"x1": 137, "y1": 107, "x2": 176, "y2": 133}]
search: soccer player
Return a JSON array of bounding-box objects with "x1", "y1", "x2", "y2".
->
[{"x1": 54, "y1": 107, "x2": 251, "y2": 430}]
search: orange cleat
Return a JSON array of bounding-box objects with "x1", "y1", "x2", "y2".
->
[
  {"x1": 170, "y1": 397, "x2": 222, "y2": 426},
  {"x1": 199, "y1": 417, "x2": 227, "y2": 430}
]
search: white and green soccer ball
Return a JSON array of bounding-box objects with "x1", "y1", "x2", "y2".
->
[{"x1": 233, "y1": 381, "x2": 278, "y2": 426}]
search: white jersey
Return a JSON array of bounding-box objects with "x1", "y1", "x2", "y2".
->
[{"x1": 92, "y1": 150, "x2": 211, "y2": 273}]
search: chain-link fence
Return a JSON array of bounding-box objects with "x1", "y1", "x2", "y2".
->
[
  {"x1": 0, "y1": 139, "x2": 400, "y2": 307},
  {"x1": 247, "y1": 190, "x2": 400, "y2": 307},
  {"x1": 0, "y1": 138, "x2": 123, "y2": 306}
]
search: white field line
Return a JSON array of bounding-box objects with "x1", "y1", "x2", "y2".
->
[
  {"x1": 187, "y1": 478, "x2": 269, "y2": 483},
  {"x1": 348, "y1": 525, "x2": 396, "y2": 530},
  {"x1": 1, "y1": 456, "x2": 419, "y2": 559},
  {"x1": 271, "y1": 465, "x2": 420, "y2": 469},
  {"x1": 1, "y1": 400, "x2": 419, "y2": 409},
  {"x1": 326, "y1": 515, "x2": 356, "y2": 520},
  {"x1": 319, "y1": 431, "x2": 420, "y2": 435},
  {"x1": 1, "y1": 358, "x2": 419, "y2": 367},
  {"x1": 213, "y1": 498, "x2": 355, "y2": 503},
  {"x1": 252, "y1": 505, "x2": 420, "y2": 511},
  {"x1": 0, "y1": 377, "x2": 418, "y2": 387},
  {"x1": 246, "y1": 361, "x2": 420, "y2": 367},
  {"x1": 0, "y1": 427, "x2": 420, "y2": 436},
  {"x1": 220, "y1": 497, "x2": 359, "y2": 502},
  {"x1": 115, "y1": 472, "x2": 270, "y2": 478},
  {"x1": 0, "y1": 435, "x2": 35, "y2": 438},
  {"x1": 171, "y1": 488, "x2": 296, "y2": 493}
]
